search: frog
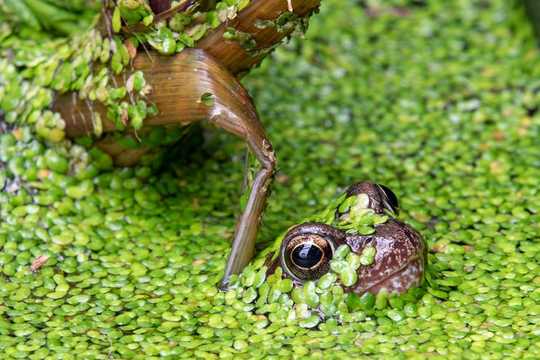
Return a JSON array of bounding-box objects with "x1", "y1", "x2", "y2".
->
[
  {"x1": 0, "y1": 0, "x2": 321, "y2": 288},
  {"x1": 221, "y1": 181, "x2": 428, "y2": 324}
]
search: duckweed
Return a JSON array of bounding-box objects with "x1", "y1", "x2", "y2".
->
[{"x1": 0, "y1": 0, "x2": 539, "y2": 358}]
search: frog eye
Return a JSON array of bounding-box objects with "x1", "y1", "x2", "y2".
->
[
  {"x1": 291, "y1": 241, "x2": 324, "y2": 269},
  {"x1": 376, "y1": 183, "x2": 399, "y2": 215},
  {"x1": 280, "y1": 223, "x2": 343, "y2": 282}
]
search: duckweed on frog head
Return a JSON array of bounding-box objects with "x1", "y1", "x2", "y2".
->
[{"x1": 1, "y1": 0, "x2": 540, "y2": 358}]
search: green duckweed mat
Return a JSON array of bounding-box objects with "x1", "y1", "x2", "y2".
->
[{"x1": 1, "y1": 0, "x2": 540, "y2": 358}]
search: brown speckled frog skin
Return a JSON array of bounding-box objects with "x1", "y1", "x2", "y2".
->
[
  {"x1": 266, "y1": 181, "x2": 427, "y2": 296},
  {"x1": 345, "y1": 219, "x2": 426, "y2": 295}
]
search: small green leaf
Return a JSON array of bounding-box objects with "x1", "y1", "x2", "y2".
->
[
  {"x1": 112, "y1": 7, "x2": 122, "y2": 33},
  {"x1": 200, "y1": 92, "x2": 214, "y2": 107},
  {"x1": 359, "y1": 246, "x2": 377, "y2": 266}
]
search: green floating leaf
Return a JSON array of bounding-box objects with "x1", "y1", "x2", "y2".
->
[
  {"x1": 338, "y1": 266, "x2": 357, "y2": 287},
  {"x1": 199, "y1": 92, "x2": 215, "y2": 107},
  {"x1": 112, "y1": 7, "x2": 122, "y2": 33},
  {"x1": 359, "y1": 246, "x2": 377, "y2": 266}
]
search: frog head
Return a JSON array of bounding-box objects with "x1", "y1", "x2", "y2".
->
[{"x1": 265, "y1": 181, "x2": 427, "y2": 296}]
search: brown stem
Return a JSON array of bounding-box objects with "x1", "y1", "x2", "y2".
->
[
  {"x1": 54, "y1": 0, "x2": 321, "y2": 141},
  {"x1": 198, "y1": 0, "x2": 321, "y2": 75}
]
